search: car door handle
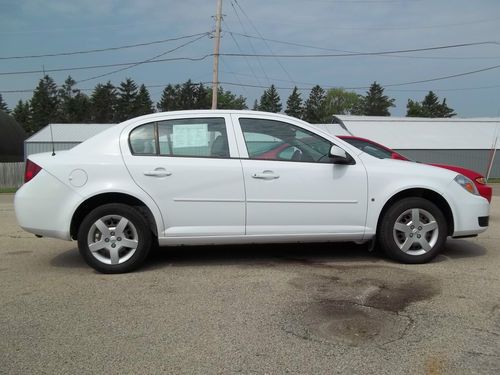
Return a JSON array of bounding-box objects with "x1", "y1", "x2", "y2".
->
[
  {"x1": 143, "y1": 168, "x2": 172, "y2": 177},
  {"x1": 252, "y1": 171, "x2": 280, "y2": 180}
]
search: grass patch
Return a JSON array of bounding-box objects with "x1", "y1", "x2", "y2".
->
[
  {"x1": 487, "y1": 178, "x2": 500, "y2": 183},
  {"x1": 0, "y1": 187, "x2": 18, "y2": 194}
]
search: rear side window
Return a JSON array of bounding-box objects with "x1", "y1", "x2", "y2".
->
[
  {"x1": 129, "y1": 123, "x2": 157, "y2": 155},
  {"x1": 129, "y1": 118, "x2": 229, "y2": 158}
]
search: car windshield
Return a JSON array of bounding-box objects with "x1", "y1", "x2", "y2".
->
[{"x1": 341, "y1": 137, "x2": 412, "y2": 161}]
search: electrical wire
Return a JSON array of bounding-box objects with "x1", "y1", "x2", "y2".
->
[
  {"x1": 232, "y1": 0, "x2": 296, "y2": 84},
  {"x1": 0, "y1": 32, "x2": 210, "y2": 60},
  {"x1": 229, "y1": 0, "x2": 271, "y2": 85},
  {"x1": 76, "y1": 33, "x2": 209, "y2": 84},
  {"x1": 225, "y1": 30, "x2": 500, "y2": 61}
]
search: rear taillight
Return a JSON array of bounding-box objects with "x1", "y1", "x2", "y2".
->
[
  {"x1": 475, "y1": 177, "x2": 486, "y2": 185},
  {"x1": 24, "y1": 159, "x2": 42, "y2": 183}
]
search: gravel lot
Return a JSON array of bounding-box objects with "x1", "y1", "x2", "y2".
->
[{"x1": 1, "y1": 192, "x2": 499, "y2": 374}]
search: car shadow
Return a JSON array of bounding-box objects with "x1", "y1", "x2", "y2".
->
[
  {"x1": 142, "y1": 242, "x2": 381, "y2": 271},
  {"x1": 49, "y1": 238, "x2": 486, "y2": 271},
  {"x1": 50, "y1": 247, "x2": 87, "y2": 269},
  {"x1": 436, "y1": 238, "x2": 487, "y2": 261}
]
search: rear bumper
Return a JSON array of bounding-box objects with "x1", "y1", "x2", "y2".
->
[{"x1": 15, "y1": 170, "x2": 81, "y2": 240}]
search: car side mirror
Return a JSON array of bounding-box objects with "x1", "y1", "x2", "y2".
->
[{"x1": 329, "y1": 145, "x2": 354, "y2": 165}]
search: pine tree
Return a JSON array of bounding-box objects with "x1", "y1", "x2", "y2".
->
[
  {"x1": 178, "y1": 79, "x2": 197, "y2": 109},
  {"x1": 90, "y1": 82, "x2": 117, "y2": 123},
  {"x1": 194, "y1": 83, "x2": 210, "y2": 109},
  {"x1": 30, "y1": 75, "x2": 60, "y2": 132},
  {"x1": 252, "y1": 99, "x2": 258, "y2": 111},
  {"x1": 157, "y1": 84, "x2": 181, "y2": 112},
  {"x1": 303, "y1": 85, "x2": 326, "y2": 123},
  {"x1": 115, "y1": 78, "x2": 139, "y2": 121},
  {"x1": 12, "y1": 100, "x2": 33, "y2": 133},
  {"x1": 361, "y1": 82, "x2": 395, "y2": 116},
  {"x1": 406, "y1": 91, "x2": 456, "y2": 118},
  {"x1": 285, "y1": 86, "x2": 303, "y2": 118},
  {"x1": 134, "y1": 84, "x2": 154, "y2": 116},
  {"x1": 209, "y1": 86, "x2": 247, "y2": 109},
  {"x1": 258, "y1": 84, "x2": 282, "y2": 113},
  {"x1": 58, "y1": 76, "x2": 91, "y2": 123},
  {"x1": 0, "y1": 94, "x2": 9, "y2": 113}
]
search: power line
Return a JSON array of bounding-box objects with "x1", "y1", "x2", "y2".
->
[
  {"x1": 0, "y1": 32, "x2": 210, "y2": 60},
  {"x1": 218, "y1": 41, "x2": 500, "y2": 58},
  {"x1": 226, "y1": 30, "x2": 500, "y2": 60},
  {"x1": 0, "y1": 54, "x2": 213, "y2": 76},
  {"x1": 229, "y1": 0, "x2": 271, "y2": 85},
  {"x1": 76, "y1": 33, "x2": 209, "y2": 84},
  {"x1": 232, "y1": 0, "x2": 296, "y2": 85},
  {"x1": 222, "y1": 19, "x2": 263, "y2": 85}
]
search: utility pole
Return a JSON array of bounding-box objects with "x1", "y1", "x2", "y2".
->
[{"x1": 211, "y1": 0, "x2": 223, "y2": 109}]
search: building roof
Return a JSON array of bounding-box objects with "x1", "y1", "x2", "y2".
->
[
  {"x1": 316, "y1": 116, "x2": 500, "y2": 150},
  {"x1": 25, "y1": 123, "x2": 116, "y2": 143},
  {"x1": 0, "y1": 111, "x2": 26, "y2": 162}
]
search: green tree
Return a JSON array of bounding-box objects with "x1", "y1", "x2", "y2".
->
[
  {"x1": 134, "y1": 84, "x2": 154, "y2": 116},
  {"x1": 0, "y1": 94, "x2": 9, "y2": 113},
  {"x1": 258, "y1": 84, "x2": 282, "y2": 113},
  {"x1": 303, "y1": 85, "x2": 326, "y2": 123},
  {"x1": 58, "y1": 76, "x2": 91, "y2": 123},
  {"x1": 361, "y1": 82, "x2": 395, "y2": 116},
  {"x1": 252, "y1": 99, "x2": 258, "y2": 111},
  {"x1": 157, "y1": 84, "x2": 181, "y2": 112},
  {"x1": 30, "y1": 75, "x2": 60, "y2": 132},
  {"x1": 323, "y1": 88, "x2": 363, "y2": 117},
  {"x1": 90, "y1": 82, "x2": 117, "y2": 123},
  {"x1": 115, "y1": 78, "x2": 139, "y2": 121},
  {"x1": 194, "y1": 83, "x2": 210, "y2": 109},
  {"x1": 406, "y1": 91, "x2": 456, "y2": 118},
  {"x1": 12, "y1": 100, "x2": 33, "y2": 133},
  {"x1": 208, "y1": 86, "x2": 247, "y2": 109},
  {"x1": 285, "y1": 86, "x2": 303, "y2": 118}
]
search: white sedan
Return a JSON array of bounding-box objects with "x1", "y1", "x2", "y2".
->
[{"x1": 15, "y1": 110, "x2": 489, "y2": 273}]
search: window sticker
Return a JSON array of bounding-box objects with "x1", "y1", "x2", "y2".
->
[{"x1": 173, "y1": 124, "x2": 209, "y2": 148}]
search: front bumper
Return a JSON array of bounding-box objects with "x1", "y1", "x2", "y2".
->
[{"x1": 447, "y1": 181, "x2": 490, "y2": 237}]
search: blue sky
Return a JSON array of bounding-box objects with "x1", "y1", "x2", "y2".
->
[{"x1": 1, "y1": 0, "x2": 500, "y2": 117}]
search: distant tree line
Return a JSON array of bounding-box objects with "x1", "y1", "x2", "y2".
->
[{"x1": 0, "y1": 75, "x2": 456, "y2": 134}]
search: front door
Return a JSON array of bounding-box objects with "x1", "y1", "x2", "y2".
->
[{"x1": 232, "y1": 114, "x2": 368, "y2": 238}]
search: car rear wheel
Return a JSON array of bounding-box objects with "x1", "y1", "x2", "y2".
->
[
  {"x1": 77, "y1": 203, "x2": 152, "y2": 273},
  {"x1": 378, "y1": 197, "x2": 447, "y2": 263}
]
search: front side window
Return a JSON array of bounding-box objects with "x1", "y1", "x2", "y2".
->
[
  {"x1": 239, "y1": 118, "x2": 333, "y2": 163},
  {"x1": 129, "y1": 118, "x2": 229, "y2": 158},
  {"x1": 342, "y1": 138, "x2": 393, "y2": 159}
]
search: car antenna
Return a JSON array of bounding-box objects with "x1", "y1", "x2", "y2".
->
[{"x1": 49, "y1": 123, "x2": 56, "y2": 156}]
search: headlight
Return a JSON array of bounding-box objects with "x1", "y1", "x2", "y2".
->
[
  {"x1": 454, "y1": 174, "x2": 479, "y2": 195},
  {"x1": 475, "y1": 177, "x2": 486, "y2": 185}
]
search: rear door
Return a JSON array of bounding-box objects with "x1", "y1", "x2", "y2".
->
[{"x1": 122, "y1": 113, "x2": 245, "y2": 238}]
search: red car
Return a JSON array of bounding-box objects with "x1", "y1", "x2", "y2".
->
[{"x1": 338, "y1": 136, "x2": 492, "y2": 203}]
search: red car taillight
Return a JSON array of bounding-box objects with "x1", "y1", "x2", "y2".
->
[
  {"x1": 24, "y1": 159, "x2": 42, "y2": 183},
  {"x1": 475, "y1": 177, "x2": 486, "y2": 185}
]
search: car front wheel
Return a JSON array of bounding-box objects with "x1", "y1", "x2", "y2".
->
[
  {"x1": 378, "y1": 197, "x2": 448, "y2": 264},
  {"x1": 77, "y1": 203, "x2": 152, "y2": 273}
]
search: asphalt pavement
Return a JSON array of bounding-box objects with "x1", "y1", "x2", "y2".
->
[{"x1": 1, "y1": 192, "x2": 499, "y2": 374}]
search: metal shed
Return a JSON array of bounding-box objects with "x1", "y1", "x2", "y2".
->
[
  {"x1": 24, "y1": 123, "x2": 115, "y2": 159},
  {"x1": 317, "y1": 116, "x2": 500, "y2": 178}
]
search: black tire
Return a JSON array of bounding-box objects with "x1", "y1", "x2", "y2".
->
[
  {"x1": 378, "y1": 197, "x2": 448, "y2": 264},
  {"x1": 77, "y1": 203, "x2": 152, "y2": 273}
]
